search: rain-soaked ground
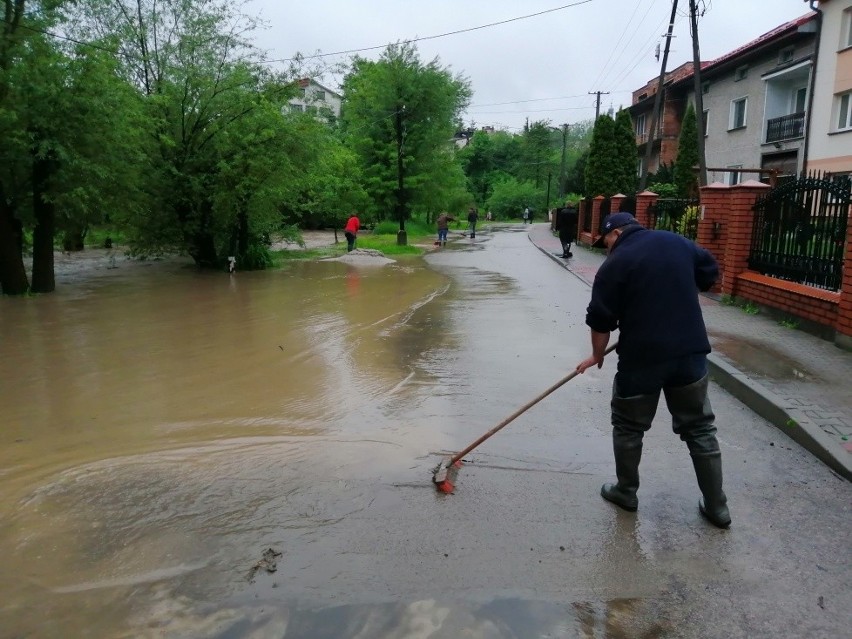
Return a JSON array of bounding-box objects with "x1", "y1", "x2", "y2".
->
[{"x1": 1, "y1": 228, "x2": 850, "y2": 638}]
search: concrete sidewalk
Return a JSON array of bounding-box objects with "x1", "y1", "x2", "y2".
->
[{"x1": 525, "y1": 222, "x2": 852, "y2": 481}]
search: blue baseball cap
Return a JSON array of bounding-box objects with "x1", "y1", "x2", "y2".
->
[{"x1": 592, "y1": 212, "x2": 639, "y2": 248}]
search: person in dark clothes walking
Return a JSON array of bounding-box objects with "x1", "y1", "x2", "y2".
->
[
  {"x1": 555, "y1": 203, "x2": 579, "y2": 257},
  {"x1": 467, "y1": 207, "x2": 479, "y2": 238},
  {"x1": 575, "y1": 212, "x2": 731, "y2": 528}
]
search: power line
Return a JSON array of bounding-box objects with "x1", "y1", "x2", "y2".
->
[
  {"x1": 590, "y1": 0, "x2": 653, "y2": 90},
  {"x1": 258, "y1": 0, "x2": 596, "y2": 64}
]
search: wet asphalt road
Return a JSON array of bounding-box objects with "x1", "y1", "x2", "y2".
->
[{"x1": 233, "y1": 227, "x2": 851, "y2": 638}]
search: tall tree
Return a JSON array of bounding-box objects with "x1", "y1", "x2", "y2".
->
[
  {"x1": 341, "y1": 42, "x2": 471, "y2": 241},
  {"x1": 613, "y1": 108, "x2": 638, "y2": 196},
  {"x1": 584, "y1": 114, "x2": 620, "y2": 197},
  {"x1": 74, "y1": 0, "x2": 299, "y2": 268},
  {"x1": 674, "y1": 103, "x2": 700, "y2": 197}
]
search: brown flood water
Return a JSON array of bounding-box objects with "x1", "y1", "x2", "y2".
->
[{"x1": 0, "y1": 255, "x2": 452, "y2": 637}]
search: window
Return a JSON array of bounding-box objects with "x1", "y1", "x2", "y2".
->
[
  {"x1": 635, "y1": 113, "x2": 646, "y2": 137},
  {"x1": 314, "y1": 90, "x2": 326, "y2": 102},
  {"x1": 290, "y1": 104, "x2": 304, "y2": 113},
  {"x1": 778, "y1": 47, "x2": 794, "y2": 64},
  {"x1": 702, "y1": 109, "x2": 709, "y2": 137},
  {"x1": 729, "y1": 97, "x2": 748, "y2": 130},
  {"x1": 727, "y1": 165, "x2": 742, "y2": 186},
  {"x1": 702, "y1": 81, "x2": 710, "y2": 95},
  {"x1": 639, "y1": 92, "x2": 648, "y2": 101},
  {"x1": 843, "y1": 9, "x2": 852, "y2": 49},
  {"x1": 837, "y1": 92, "x2": 852, "y2": 131},
  {"x1": 793, "y1": 87, "x2": 807, "y2": 114},
  {"x1": 734, "y1": 65, "x2": 748, "y2": 81}
]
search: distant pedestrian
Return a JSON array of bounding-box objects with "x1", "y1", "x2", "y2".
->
[
  {"x1": 555, "y1": 203, "x2": 579, "y2": 258},
  {"x1": 436, "y1": 211, "x2": 455, "y2": 246},
  {"x1": 486, "y1": 210, "x2": 492, "y2": 221},
  {"x1": 575, "y1": 212, "x2": 730, "y2": 528},
  {"x1": 344, "y1": 213, "x2": 360, "y2": 252},
  {"x1": 467, "y1": 207, "x2": 479, "y2": 238},
  {"x1": 523, "y1": 206, "x2": 530, "y2": 225}
]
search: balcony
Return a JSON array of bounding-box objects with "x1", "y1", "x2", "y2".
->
[{"x1": 765, "y1": 111, "x2": 805, "y2": 143}]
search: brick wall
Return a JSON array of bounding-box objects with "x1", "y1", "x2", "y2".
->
[{"x1": 699, "y1": 181, "x2": 851, "y2": 348}]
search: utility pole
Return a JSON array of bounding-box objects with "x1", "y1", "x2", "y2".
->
[
  {"x1": 558, "y1": 123, "x2": 569, "y2": 200},
  {"x1": 639, "y1": 0, "x2": 679, "y2": 191},
  {"x1": 589, "y1": 91, "x2": 610, "y2": 119},
  {"x1": 395, "y1": 104, "x2": 407, "y2": 245},
  {"x1": 689, "y1": 0, "x2": 708, "y2": 188}
]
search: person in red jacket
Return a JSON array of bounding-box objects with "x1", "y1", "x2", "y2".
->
[{"x1": 344, "y1": 213, "x2": 360, "y2": 252}]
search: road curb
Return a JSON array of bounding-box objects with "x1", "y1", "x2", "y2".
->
[
  {"x1": 530, "y1": 233, "x2": 852, "y2": 482},
  {"x1": 707, "y1": 354, "x2": 851, "y2": 481}
]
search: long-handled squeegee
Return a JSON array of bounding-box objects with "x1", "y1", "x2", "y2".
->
[{"x1": 432, "y1": 342, "x2": 618, "y2": 493}]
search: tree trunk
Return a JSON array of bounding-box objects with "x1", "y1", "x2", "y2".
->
[
  {"x1": 31, "y1": 151, "x2": 56, "y2": 293},
  {"x1": 62, "y1": 224, "x2": 86, "y2": 251},
  {"x1": 0, "y1": 193, "x2": 29, "y2": 295}
]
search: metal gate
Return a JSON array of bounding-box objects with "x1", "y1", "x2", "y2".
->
[{"x1": 749, "y1": 172, "x2": 850, "y2": 291}]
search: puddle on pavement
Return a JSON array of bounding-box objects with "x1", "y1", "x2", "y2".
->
[{"x1": 710, "y1": 333, "x2": 821, "y2": 382}]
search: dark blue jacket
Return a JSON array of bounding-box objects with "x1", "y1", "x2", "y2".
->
[{"x1": 585, "y1": 225, "x2": 718, "y2": 371}]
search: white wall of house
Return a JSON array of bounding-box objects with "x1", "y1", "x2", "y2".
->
[
  {"x1": 288, "y1": 79, "x2": 342, "y2": 121},
  {"x1": 685, "y1": 35, "x2": 815, "y2": 183},
  {"x1": 808, "y1": 0, "x2": 852, "y2": 174}
]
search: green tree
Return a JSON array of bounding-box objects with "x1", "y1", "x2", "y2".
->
[
  {"x1": 341, "y1": 42, "x2": 471, "y2": 241},
  {"x1": 584, "y1": 114, "x2": 620, "y2": 197},
  {"x1": 485, "y1": 177, "x2": 541, "y2": 220},
  {"x1": 613, "y1": 109, "x2": 638, "y2": 196},
  {"x1": 75, "y1": 0, "x2": 300, "y2": 268},
  {"x1": 674, "y1": 103, "x2": 700, "y2": 197},
  {"x1": 518, "y1": 120, "x2": 556, "y2": 188}
]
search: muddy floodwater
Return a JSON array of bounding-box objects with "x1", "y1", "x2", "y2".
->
[
  {"x1": 2, "y1": 230, "x2": 850, "y2": 639},
  {"x1": 1, "y1": 253, "x2": 463, "y2": 637}
]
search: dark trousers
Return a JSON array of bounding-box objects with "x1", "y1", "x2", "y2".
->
[
  {"x1": 345, "y1": 232, "x2": 356, "y2": 252},
  {"x1": 612, "y1": 354, "x2": 719, "y2": 455},
  {"x1": 559, "y1": 230, "x2": 573, "y2": 254}
]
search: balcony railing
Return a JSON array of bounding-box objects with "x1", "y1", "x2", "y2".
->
[{"x1": 765, "y1": 112, "x2": 805, "y2": 143}]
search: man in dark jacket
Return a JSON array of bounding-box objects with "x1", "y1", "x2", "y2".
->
[
  {"x1": 555, "y1": 204, "x2": 579, "y2": 257},
  {"x1": 575, "y1": 212, "x2": 731, "y2": 528}
]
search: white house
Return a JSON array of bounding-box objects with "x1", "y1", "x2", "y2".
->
[
  {"x1": 288, "y1": 78, "x2": 342, "y2": 122},
  {"x1": 805, "y1": 0, "x2": 852, "y2": 176}
]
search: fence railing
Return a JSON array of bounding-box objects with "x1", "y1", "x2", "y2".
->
[
  {"x1": 765, "y1": 112, "x2": 805, "y2": 143},
  {"x1": 749, "y1": 172, "x2": 850, "y2": 291},
  {"x1": 646, "y1": 198, "x2": 700, "y2": 240}
]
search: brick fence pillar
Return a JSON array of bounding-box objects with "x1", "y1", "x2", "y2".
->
[
  {"x1": 634, "y1": 190, "x2": 658, "y2": 228},
  {"x1": 836, "y1": 213, "x2": 852, "y2": 350},
  {"x1": 720, "y1": 180, "x2": 770, "y2": 296},
  {"x1": 590, "y1": 196, "x2": 605, "y2": 245},
  {"x1": 610, "y1": 193, "x2": 626, "y2": 213},
  {"x1": 698, "y1": 182, "x2": 732, "y2": 293}
]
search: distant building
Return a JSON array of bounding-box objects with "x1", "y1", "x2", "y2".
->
[{"x1": 288, "y1": 78, "x2": 342, "y2": 122}]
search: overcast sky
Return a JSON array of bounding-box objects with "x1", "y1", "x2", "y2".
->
[{"x1": 245, "y1": 0, "x2": 812, "y2": 131}]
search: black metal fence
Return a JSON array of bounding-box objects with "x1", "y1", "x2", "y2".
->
[
  {"x1": 749, "y1": 172, "x2": 850, "y2": 291},
  {"x1": 765, "y1": 112, "x2": 805, "y2": 143},
  {"x1": 647, "y1": 198, "x2": 700, "y2": 240}
]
